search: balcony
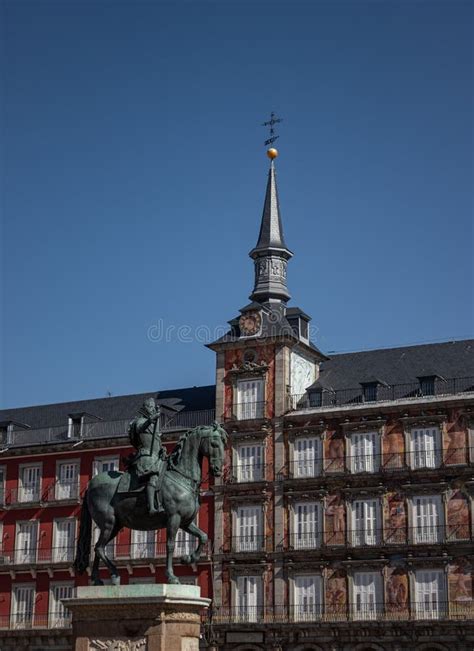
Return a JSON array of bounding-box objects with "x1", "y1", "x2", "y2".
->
[
  {"x1": 231, "y1": 535, "x2": 267, "y2": 553},
  {"x1": 288, "y1": 375, "x2": 474, "y2": 412},
  {"x1": 226, "y1": 401, "x2": 267, "y2": 422},
  {"x1": 209, "y1": 601, "x2": 473, "y2": 624},
  {"x1": 284, "y1": 524, "x2": 472, "y2": 550},
  {"x1": 0, "y1": 408, "x2": 216, "y2": 449},
  {"x1": 0, "y1": 546, "x2": 76, "y2": 567},
  {"x1": 4, "y1": 481, "x2": 82, "y2": 508},
  {"x1": 0, "y1": 611, "x2": 72, "y2": 630},
  {"x1": 114, "y1": 540, "x2": 211, "y2": 561},
  {"x1": 225, "y1": 462, "x2": 271, "y2": 484}
]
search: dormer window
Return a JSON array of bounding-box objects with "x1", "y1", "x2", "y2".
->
[
  {"x1": 418, "y1": 375, "x2": 437, "y2": 396},
  {"x1": 68, "y1": 415, "x2": 83, "y2": 439},
  {"x1": 0, "y1": 420, "x2": 30, "y2": 446},
  {"x1": 308, "y1": 389, "x2": 322, "y2": 407},
  {"x1": 362, "y1": 383, "x2": 378, "y2": 403}
]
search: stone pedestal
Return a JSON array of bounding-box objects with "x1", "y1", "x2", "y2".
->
[{"x1": 63, "y1": 584, "x2": 210, "y2": 651}]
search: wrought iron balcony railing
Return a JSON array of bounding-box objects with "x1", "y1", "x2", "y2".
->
[
  {"x1": 230, "y1": 535, "x2": 267, "y2": 553},
  {"x1": 0, "y1": 408, "x2": 216, "y2": 449},
  {"x1": 0, "y1": 546, "x2": 77, "y2": 566},
  {"x1": 114, "y1": 540, "x2": 211, "y2": 560},
  {"x1": 286, "y1": 524, "x2": 472, "y2": 550},
  {"x1": 209, "y1": 601, "x2": 474, "y2": 624},
  {"x1": 288, "y1": 375, "x2": 474, "y2": 411},
  {"x1": 0, "y1": 611, "x2": 72, "y2": 630},
  {"x1": 279, "y1": 447, "x2": 472, "y2": 480},
  {"x1": 224, "y1": 462, "x2": 271, "y2": 484},
  {"x1": 225, "y1": 401, "x2": 267, "y2": 422}
]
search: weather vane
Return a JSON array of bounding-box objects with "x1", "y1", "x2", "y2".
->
[{"x1": 262, "y1": 112, "x2": 282, "y2": 160}]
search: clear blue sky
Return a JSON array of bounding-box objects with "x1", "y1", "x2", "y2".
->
[{"x1": 1, "y1": 0, "x2": 472, "y2": 409}]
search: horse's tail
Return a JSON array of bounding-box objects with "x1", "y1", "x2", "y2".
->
[{"x1": 74, "y1": 490, "x2": 92, "y2": 574}]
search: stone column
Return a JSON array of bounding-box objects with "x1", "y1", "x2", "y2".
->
[{"x1": 63, "y1": 584, "x2": 210, "y2": 651}]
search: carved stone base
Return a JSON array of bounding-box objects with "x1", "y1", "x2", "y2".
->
[{"x1": 63, "y1": 584, "x2": 210, "y2": 651}]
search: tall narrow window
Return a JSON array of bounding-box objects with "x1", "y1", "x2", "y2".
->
[
  {"x1": 294, "y1": 437, "x2": 321, "y2": 478},
  {"x1": 49, "y1": 583, "x2": 73, "y2": 627},
  {"x1": 294, "y1": 575, "x2": 322, "y2": 621},
  {"x1": 351, "y1": 432, "x2": 379, "y2": 473},
  {"x1": 236, "y1": 575, "x2": 261, "y2": 622},
  {"x1": 67, "y1": 416, "x2": 83, "y2": 439},
  {"x1": 410, "y1": 427, "x2": 441, "y2": 469},
  {"x1": 414, "y1": 570, "x2": 446, "y2": 619},
  {"x1": 352, "y1": 499, "x2": 380, "y2": 546},
  {"x1": 236, "y1": 444, "x2": 263, "y2": 482},
  {"x1": 235, "y1": 505, "x2": 262, "y2": 552},
  {"x1": 236, "y1": 379, "x2": 264, "y2": 420},
  {"x1": 352, "y1": 571, "x2": 382, "y2": 620},
  {"x1": 56, "y1": 462, "x2": 79, "y2": 500},
  {"x1": 15, "y1": 521, "x2": 38, "y2": 564},
  {"x1": 413, "y1": 496, "x2": 443, "y2": 544},
  {"x1": 131, "y1": 529, "x2": 155, "y2": 559},
  {"x1": 19, "y1": 465, "x2": 41, "y2": 503},
  {"x1": 293, "y1": 501, "x2": 321, "y2": 549},
  {"x1": 53, "y1": 519, "x2": 76, "y2": 562},
  {"x1": 92, "y1": 525, "x2": 115, "y2": 559},
  {"x1": 0, "y1": 466, "x2": 5, "y2": 506},
  {"x1": 12, "y1": 584, "x2": 35, "y2": 629},
  {"x1": 175, "y1": 528, "x2": 194, "y2": 557}
]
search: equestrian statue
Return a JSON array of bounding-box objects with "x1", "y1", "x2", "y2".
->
[{"x1": 74, "y1": 397, "x2": 227, "y2": 585}]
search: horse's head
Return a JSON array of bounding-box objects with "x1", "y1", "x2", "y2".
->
[{"x1": 200, "y1": 421, "x2": 228, "y2": 477}]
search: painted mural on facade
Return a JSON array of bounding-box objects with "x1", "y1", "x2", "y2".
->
[
  {"x1": 325, "y1": 569, "x2": 347, "y2": 613},
  {"x1": 384, "y1": 492, "x2": 407, "y2": 544},
  {"x1": 446, "y1": 489, "x2": 470, "y2": 540},
  {"x1": 382, "y1": 423, "x2": 405, "y2": 469},
  {"x1": 385, "y1": 567, "x2": 409, "y2": 613},
  {"x1": 448, "y1": 558, "x2": 473, "y2": 604},
  {"x1": 325, "y1": 493, "x2": 345, "y2": 544},
  {"x1": 324, "y1": 431, "x2": 344, "y2": 473},
  {"x1": 444, "y1": 413, "x2": 467, "y2": 465}
]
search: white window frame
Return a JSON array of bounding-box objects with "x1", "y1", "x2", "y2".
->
[
  {"x1": 11, "y1": 583, "x2": 35, "y2": 629},
  {"x1": 414, "y1": 569, "x2": 446, "y2": 619},
  {"x1": 352, "y1": 571, "x2": 383, "y2": 620},
  {"x1": 93, "y1": 456, "x2": 119, "y2": 476},
  {"x1": 408, "y1": 427, "x2": 442, "y2": 469},
  {"x1": 293, "y1": 436, "x2": 322, "y2": 478},
  {"x1": 411, "y1": 495, "x2": 443, "y2": 544},
  {"x1": 234, "y1": 574, "x2": 262, "y2": 623},
  {"x1": 350, "y1": 431, "x2": 380, "y2": 473},
  {"x1": 67, "y1": 416, "x2": 83, "y2": 439},
  {"x1": 52, "y1": 518, "x2": 76, "y2": 563},
  {"x1": 235, "y1": 443, "x2": 264, "y2": 482},
  {"x1": 234, "y1": 504, "x2": 263, "y2": 552},
  {"x1": 15, "y1": 520, "x2": 38, "y2": 565},
  {"x1": 18, "y1": 463, "x2": 42, "y2": 503},
  {"x1": 49, "y1": 581, "x2": 74, "y2": 628},
  {"x1": 350, "y1": 498, "x2": 381, "y2": 546},
  {"x1": 131, "y1": 529, "x2": 156, "y2": 559},
  {"x1": 293, "y1": 501, "x2": 322, "y2": 549},
  {"x1": 292, "y1": 574, "x2": 323, "y2": 622},
  {"x1": 236, "y1": 378, "x2": 264, "y2": 420},
  {"x1": 0, "y1": 465, "x2": 5, "y2": 506},
  {"x1": 55, "y1": 460, "x2": 79, "y2": 500}
]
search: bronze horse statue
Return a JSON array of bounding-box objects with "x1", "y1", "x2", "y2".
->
[{"x1": 74, "y1": 423, "x2": 227, "y2": 585}]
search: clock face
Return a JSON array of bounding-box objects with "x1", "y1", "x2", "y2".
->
[{"x1": 239, "y1": 311, "x2": 262, "y2": 337}]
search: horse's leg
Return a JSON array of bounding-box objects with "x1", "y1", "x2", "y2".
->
[
  {"x1": 94, "y1": 520, "x2": 121, "y2": 585},
  {"x1": 91, "y1": 549, "x2": 102, "y2": 586},
  {"x1": 180, "y1": 521, "x2": 208, "y2": 565},
  {"x1": 165, "y1": 513, "x2": 180, "y2": 584}
]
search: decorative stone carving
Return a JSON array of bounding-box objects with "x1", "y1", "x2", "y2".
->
[
  {"x1": 89, "y1": 639, "x2": 146, "y2": 651},
  {"x1": 228, "y1": 360, "x2": 269, "y2": 377}
]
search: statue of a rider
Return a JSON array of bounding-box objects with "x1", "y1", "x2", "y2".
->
[{"x1": 127, "y1": 397, "x2": 166, "y2": 515}]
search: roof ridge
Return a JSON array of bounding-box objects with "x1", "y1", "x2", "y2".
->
[{"x1": 326, "y1": 338, "x2": 474, "y2": 357}]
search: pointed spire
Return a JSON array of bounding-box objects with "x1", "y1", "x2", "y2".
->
[{"x1": 249, "y1": 159, "x2": 293, "y2": 304}]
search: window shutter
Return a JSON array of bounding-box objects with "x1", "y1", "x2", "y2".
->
[
  {"x1": 13, "y1": 586, "x2": 34, "y2": 626},
  {"x1": 16, "y1": 522, "x2": 38, "y2": 564}
]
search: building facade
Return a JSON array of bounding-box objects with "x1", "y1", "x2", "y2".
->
[{"x1": 0, "y1": 153, "x2": 473, "y2": 651}]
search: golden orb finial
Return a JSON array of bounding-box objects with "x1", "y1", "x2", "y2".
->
[{"x1": 267, "y1": 147, "x2": 278, "y2": 160}]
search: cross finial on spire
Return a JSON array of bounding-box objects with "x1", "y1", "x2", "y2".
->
[{"x1": 262, "y1": 112, "x2": 282, "y2": 155}]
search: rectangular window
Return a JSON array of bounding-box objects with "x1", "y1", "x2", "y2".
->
[
  {"x1": 351, "y1": 499, "x2": 380, "y2": 546},
  {"x1": 351, "y1": 432, "x2": 379, "y2": 473},
  {"x1": 413, "y1": 496, "x2": 443, "y2": 544},
  {"x1": 175, "y1": 528, "x2": 194, "y2": 558},
  {"x1": 352, "y1": 571, "x2": 382, "y2": 620},
  {"x1": 0, "y1": 466, "x2": 5, "y2": 506},
  {"x1": 293, "y1": 575, "x2": 322, "y2": 621},
  {"x1": 15, "y1": 521, "x2": 38, "y2": 564},
  {"x1": 12, "y1": 584, "x2": 35, "y2": 629},
  {"x1": 414, "y1": 570, "x2": 446, "y2": 619},
  {"x1": 294, "y1": 437, "x2": 322, "y2": 478},
  {"x1": 49, "y1": 583, "x2": 73, "y2": 628},
  {"x1": 131, "y1": 529, "x2": 155, "y2": 559},
  {"x1": 235, "y1": 505, "x2": 262, "y2": 552},
  {"x1": 92, "y1": 525, "x2": 115, "y2": 559},
  {"x1": 236, "y1": 575, "x2": 261, "y2": 622},
  {"x1": 236, "y1": 444, "x2": 264, "y2": 482},
  {"x1": 53, "y1": 519, "x2": 76, "y2": 562},
  {"x1": 94, "y1": 457, "x2": 119, "y2": 475},
  {"x1": 19, "y1": 465, "x2": 41, "y2": 503},
  {"x1": 293, "y1": 501, "x2": 321, "y2": 549},
  {"x1": 410, "y1": 427, "x2": 441, "y2": 469},
  {"x1": 67, "y1": 416, "x2": 83, "y2": 439},
  {"x1": 236, "y1": 379, "x2": 264, "y2": 420},
  {"x1": 56, "y1": 462, "x2": 79, "y2": 500}
]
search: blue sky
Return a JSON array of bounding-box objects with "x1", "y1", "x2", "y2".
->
[{"x1": 1, "y1": 0, "x2": 472, "y2": 408}]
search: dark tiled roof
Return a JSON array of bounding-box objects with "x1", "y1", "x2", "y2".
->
[
  {"x1": 311, "y1": 340, "x2": 474, "y2": 391},
  {"x1": 0, "y1": 385, "x2": 216, "y2": 429}
]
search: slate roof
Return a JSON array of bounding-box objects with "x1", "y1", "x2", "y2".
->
[
  {"x1": 311, "y1": 340, "x2": 474, "y2": 391},
  {"x1": 0, "y1": 385, "x2": 216, "y2": 429}
]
